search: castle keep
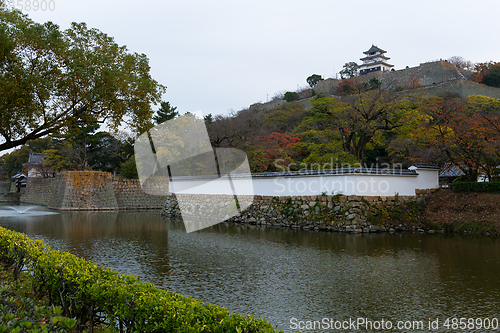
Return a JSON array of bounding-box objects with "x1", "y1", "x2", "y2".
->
[{"x1": 359, "y1": 45, "x2": 394, "y2": 75}]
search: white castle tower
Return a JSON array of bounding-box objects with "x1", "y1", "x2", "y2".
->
[{"x1": 359, "y1": 45, "x2": 394, "y2": 75}]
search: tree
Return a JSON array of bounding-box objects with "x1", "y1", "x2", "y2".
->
[
  {"x1": 0, "y1": 10, "x2": 165, "y2": 153},
  {"x1": 0, "y1": 145, "x2": 30, "y2": 176},
  {"x1": 339, "y1": 62, "x2": 359, "y2": 79},
  {"x1": 283, "y1": 91, "x2": 299, "y2": 102},
  {"x1": 338, "y1": 79, "x2": 356, "y2": 95},
  {"x1": 414, "y1": 95, "x2": 500, "y2": 181},
  {"x1": 246, "y1": 132, "x2": 300, "y2": 172},
  {"x1": 473, "y1": 61, "x2": 500, "y2": 87},
  {"x1": 447, "y1": 56, "x2": 473, "y2": 70},
  {"x1": 120, "y1": 155, "x2": 138, "y2": 179},
  {"x1": 204, "y1": 113, "x2": 214, "y2": 125},
  {"x1": 43, "y1": 121, "x2": 100, "y2": 171},
  {"x1": 0, "y1": 137, "x2": 52, "y2": 176},
  {"x1": 323, "y1": 90, "x2": 413, "y2": 162},
  {"x1": 153, "y1": 101, "x2": 179, "y2": 125},
  {"x1": 263, "y1": 102, "x2": 308, "y2": 133},
  {"x1": 306, "y1": 74, "x2": 323, "y2": 88},
  {"x1": 292, "y1": 129, "x2": 358, "y2": 169}
]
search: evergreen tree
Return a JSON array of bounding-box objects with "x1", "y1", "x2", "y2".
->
[{"x1": 153, "y1": 101, "x2": 179, "y2": 124}]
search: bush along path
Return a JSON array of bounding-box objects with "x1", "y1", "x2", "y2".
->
[
  {"x1": 0, "y1": 267, "x2": 78, "y2": 332},
  {"x1": 0, "y1": 227, "x2": 288, "y2": 333}
]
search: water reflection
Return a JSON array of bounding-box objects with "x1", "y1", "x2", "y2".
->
[{"x1": 1, "y1": 205, "x2": 499, "y2": 332}]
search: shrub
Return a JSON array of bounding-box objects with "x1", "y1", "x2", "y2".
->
[
  {"x1": 453, "y1": 182, "x2": 500, "y2": 193},
  {"x1": 0, "y1": 228, "x2": 286, "y2": 332},
  {"x1": 119, "y1": 155, "x2": 138, "y2": 179},
  {"x1": 283, "y1": 91, "x2": 299, "y2": 102},
  {"x1": 0, "y1": 277, "x2": 78, "y2": 332}
]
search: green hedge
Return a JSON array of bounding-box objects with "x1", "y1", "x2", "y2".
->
[
  {"x1": 0, "y1": 227, "x2": 286, "y2": 333},
  {"x1": 453, "y1": 182, "x2": 500, "y2": 193}
]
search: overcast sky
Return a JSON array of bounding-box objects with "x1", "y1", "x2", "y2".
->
[{"x1": 21, "y1": 0, "x2": 500, "y2": 118}]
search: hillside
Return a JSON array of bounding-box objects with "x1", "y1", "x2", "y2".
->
[
  {"x1": 206, "y1": 65, "x2": 500, "y2": 177},
  {"x1": 249, "y1": 60, "x2": 500, "y2": 114},
  {"x1": 423, "y1": 190, "x2": 500, "y2": 234}
]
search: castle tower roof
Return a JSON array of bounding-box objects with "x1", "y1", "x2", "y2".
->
[{"x1": 363, "y1": 45, "x2": 387, "y2": 55}]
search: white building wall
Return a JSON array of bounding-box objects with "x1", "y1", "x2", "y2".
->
[{"x1": 168, "y1": 167, "x2": 439, "y2": 197}]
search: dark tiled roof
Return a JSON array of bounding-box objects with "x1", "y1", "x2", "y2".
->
[
  {"x1": 360, "y1": 54, "x2": 390, "y2": 61},
  {"x1": 167, "y1": 168, "x2": 418, "y2": 181},
  {"x1": 363, "y1": 45, "x2": 386, "y2": 54},
  {"x1": 27, "y1": 153, "x2": 46, "y2": 164},
  {"x1": 439, "y1": 164, "x2": 464, "y2": 177},
  {"x1": 359, "y1": 61, "x2": 394, "y2": 68},
  {"x1": 412, "y1": 164, "x2": 440, "y2": 170},
  {"x1": 12, "y1": 173, "x2": 26, "y2": 179}
]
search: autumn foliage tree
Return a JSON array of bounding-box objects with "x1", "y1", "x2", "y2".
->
[
  {"x1": 414, "y1": 95, "x2": 500, "y2": 181},
  {"x1": 316, "y1": 90, "x2": 416, "y2": 162},
  {"x1": 473, "y1": 62, "x2": 500, "y2": 87},
  {"x1": 0, "y1": 10, "x2": 165, "y2": 153},
  {"x1": 246, "y1": 132, "x2": 300, "y2": 172}
]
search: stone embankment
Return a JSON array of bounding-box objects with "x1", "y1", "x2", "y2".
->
[
  {"x1": 0, "y1": 181, "x2": 19, "y2": 203},
  {"x1": 162, "y1": 190, "x2": 437, "y2": 233},
  {"x1": 20, "y1": 172, "x2": 167, "y2": 210}
]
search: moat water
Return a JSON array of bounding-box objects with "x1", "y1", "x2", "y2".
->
[{"x1": 1, "y1": 205, "x2": 500, "y2": 332}]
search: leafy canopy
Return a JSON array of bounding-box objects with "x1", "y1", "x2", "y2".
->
[
  {"x1": 0, "y1": 9, "x2": 165, "y2": 152},
  {"x1": 306, "y1": 74, "x2": 323, "y2": 88},
  {"x1": 283, "y1": 91, "x2": 299, "y2": 102},
  {"x1": 339, "y1": 62, "x2": 359, "y2": 79}
]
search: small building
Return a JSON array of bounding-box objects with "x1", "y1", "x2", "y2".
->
[
  {"x1": 23, "y1": 152, "x2": 48, "y2": 178},
  {"x1": 359, "y1": 45, "x2": 394, "y2": 75},
  {"x1": 11, "y1": 173, "x2": 26, "y2": 192}
]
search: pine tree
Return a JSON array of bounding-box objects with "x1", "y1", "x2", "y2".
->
[{"x1": 153, "y1": 101, "x2": 179, "y2": 124}]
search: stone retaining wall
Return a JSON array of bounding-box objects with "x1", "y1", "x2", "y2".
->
[
  {"x1": 162, "y1": 190, "x2": 436, "y2": 233},
  {"x1": 0, "y1": 192, "x2": 20, "y2": 203},
  {"x1": 0, "y1": 181, "x2": 18, "y2": 203},
  {"x1": 0, "y1": 181, "x2": 10, "y2": 194},
  {"x1": 20, "y1": 176, "x2": 64, "y2": 207},
  {"x1": 113, "y1": 178, "x2": 167, "y2": 210},
  {"x1": 21, "y1": 172, "x2": 167, "y2": 210}
]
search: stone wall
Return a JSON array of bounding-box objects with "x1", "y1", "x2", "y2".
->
[
  {"x1": 162, "y1": 191, "x2": 436, "y2": 233},
  {"x1": 21, "y1": 172, "x2": 168, "y2": 210},
  {"x1": 315, "y1": 61, "x2": 471, "y2": 94},
  {"x1": 61, "y1": 172, "x2": 118, "y2": 210},
  {"x1": 113, "y1": 178, "x2": 167, "y2": 210},
  {"x1": 19, "y1": 171, "x2": 436, "y2": 233},
  {"x1": 0, "y1": 181, "x2": 10, "y2": 194},
  {"x1": 0, "y1": 183, "x2": 20, "y2": 203},
  {"x1": 418, "y1": 80, "x2": 500, "y2": 99},
  {"x1": 20, "y1": 176, "x2": 63, "y2": 207},
  {"x1": 249, "y1": 97, "x2": 313, "y2": 113}
]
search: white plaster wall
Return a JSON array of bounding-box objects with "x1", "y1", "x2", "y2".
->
[
  {"x1": 168, "y1": 168, "x2": 439, "y2": 197},
  {"x1": 352, "y1": 174, "x2": 417, "y2": 196},
  {"x1": 413, "y1": 169, "x2": 440, "y2": 189},
  {"x1": 252, "y1": 175, "x2": 357, "y2": 196}
]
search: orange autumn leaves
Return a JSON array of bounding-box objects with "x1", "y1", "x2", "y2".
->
[
  {"x1": 414, "y1": 95, "x2": 500, "y2": 181},
  {"x1": 246, "y1": 132, "x2": 300, "y2": 172}
]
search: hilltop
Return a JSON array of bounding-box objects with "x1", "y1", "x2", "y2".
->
[{"x1": 248, "y1": 60, "x2": 500, "y2": 113}]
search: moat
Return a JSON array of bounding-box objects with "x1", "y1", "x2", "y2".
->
[{"x1": 1, "y1": 205, "x2": 499, "y2": 332}]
